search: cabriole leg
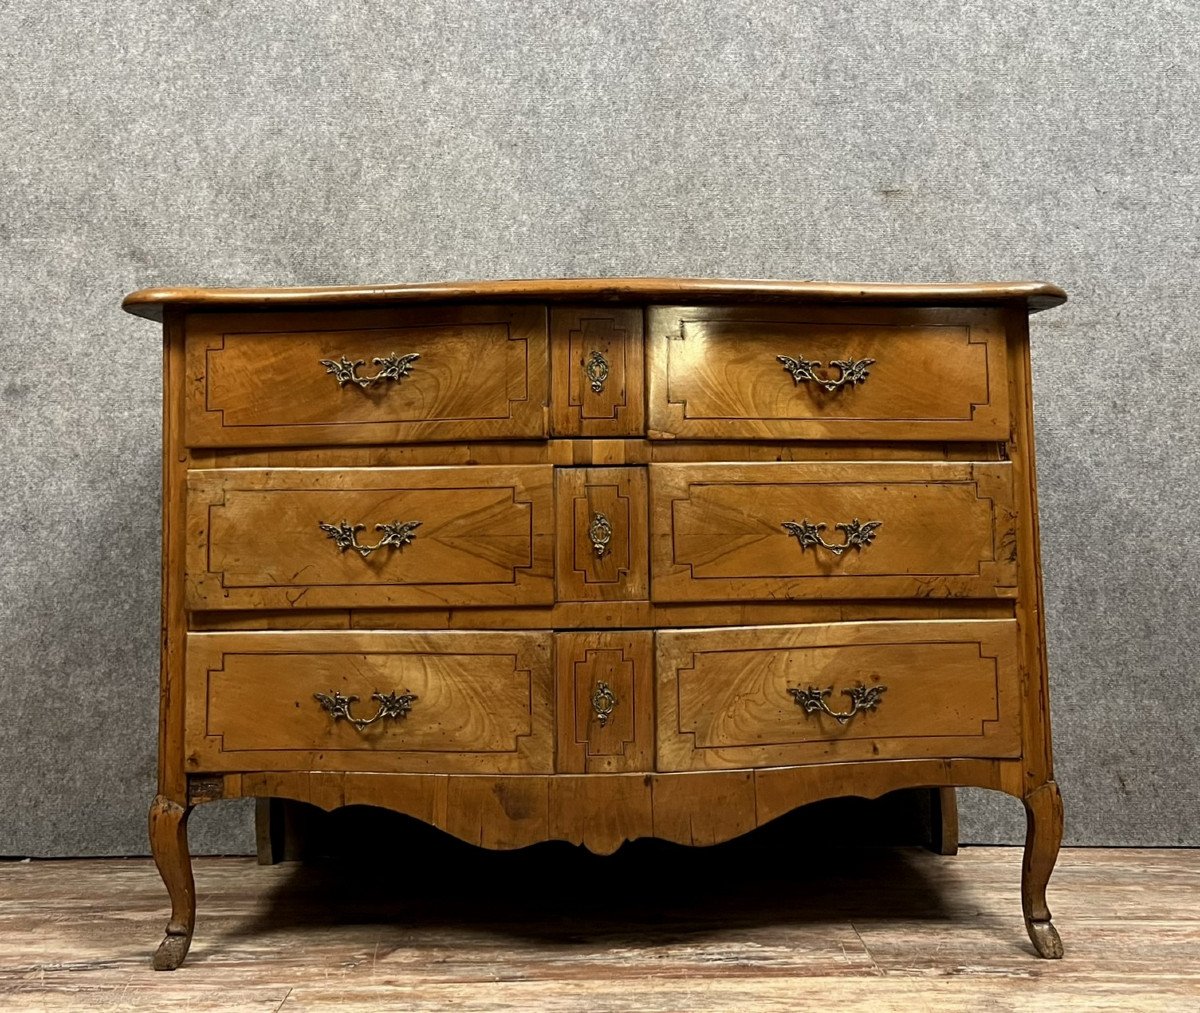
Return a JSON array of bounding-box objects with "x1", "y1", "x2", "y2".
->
[
  {"x1": 1022, "y1": 781, "x2": 1064, "y2": 958},
  {"x1": 149, "y1": 794, "x2": 195, "y2": 970},
  {"x1": 928, "y1": 786, "x2": 959, "y2": 855}
]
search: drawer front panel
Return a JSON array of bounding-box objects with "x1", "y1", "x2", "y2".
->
[
  {"x1": 650, "y1": 462, "x2": 1017, "y2": 602},
  {"x1": 657, "y1": 620, "x2": 1021, "y2": 772},
  {"x1": 555, "y1": 466, "x2": 649, "y2": 602},
  {"x1": 185, "y1": 631, "x2": 554, "y2": 774},
  {"x1": 647, "y1": 306, "x2": 1008, "y2": 440},
  {"x1": 555, "y1": 631, "x2": 655, "y2": 773},
  {"x1": 186, "y1": 466, "x2": 554, "y2": 609},
  {"x1": 186, "y1": 305, "x2": 548, "y2": 447},
  {"x1": 550, "y1": 307, "x2": 645, "y2": 436}
]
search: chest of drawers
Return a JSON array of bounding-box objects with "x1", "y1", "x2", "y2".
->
[{"x1": 123, "y1": 277, "x2": 1067, "y2": 968}]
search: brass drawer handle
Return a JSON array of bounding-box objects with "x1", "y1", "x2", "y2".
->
[
  {"x1": 588, "y1": 511, "x2": 613, "y2": 558},
  {"x1": 584, "y1": 350, "x2": 610, "y2": 393},
  {"x1": 319, "y1": 519, "x2": 421, "y2": 558},
  {"x1": 314, "y1": 689, "x2": 417, "y2": 731},
  {"x1": 320, "y1": 352, "x2": 420, "y2": 389},
  {"x1": 788, "y1": 683, "x2": 886, "y2": 725},
  {"x1": 782, "y1": 518, "x2": 881, "y2": 557},
  {"x1": 591, "y1": 681, "x2": 617, "y2": 726},
  {"x1": 777, "y1": 354, "x2": 874, "y2": 391}
]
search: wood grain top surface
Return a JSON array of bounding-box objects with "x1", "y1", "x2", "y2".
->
[{"x1": 122, "y1": 277, "x2": 1067, "y2": 320}]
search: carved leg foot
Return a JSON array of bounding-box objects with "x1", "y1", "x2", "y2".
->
[
  {"x1": 1022, "y1": 781, "x2": 1064, "y2": 958},
  {"x1": 149, "y1": 795, "x2": 195, "y2": 970},
  {"x1": 1027, "y1": 919, "x2": 1063, "y2": 960}
]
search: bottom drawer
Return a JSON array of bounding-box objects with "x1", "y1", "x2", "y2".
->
[
  {"x1": 656, "y1": 620, "x2": 1021, "y2": 772},
  {"x1": 185, "y1": 631, "x2": 554, "y2": 774}
]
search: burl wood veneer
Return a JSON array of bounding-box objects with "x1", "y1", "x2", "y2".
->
[{"x1": 123, "y1": 277, "x2": 1067, "y2": 968}]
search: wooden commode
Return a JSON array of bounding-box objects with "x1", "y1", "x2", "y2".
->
[{"x1": 122, "y1": 277, "x2": 1067, "y2": 968}]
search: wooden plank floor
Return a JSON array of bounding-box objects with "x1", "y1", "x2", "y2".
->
[{"x1": 2, "y1": 842, "x2": 1198, "y2": 1011}]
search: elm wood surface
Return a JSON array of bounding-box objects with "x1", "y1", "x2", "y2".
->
[
  {"x1": 655, "y1": 620, "x2": 1022, "y2": 771},
  {"x1": 193, "y1": 438, "x2": 1006, "y2": 468},
  {"x1": 253, "y1": 787, "x2": 961, "y2": 863},
  {"x1": 190, "y1": 598, "x2": 1017, "y2": 632},
  {"x1": 147, "y1": 797, "x2": 193, "y2": 972},
  {"x1": 550, "y1": 306, "x2": 644, "y2": 437},
  {"x1": 122, "y1": 276, "x2": 1069, "y2": 320},
  {"x1": 554, "y1": 466, "x2": 649, "y2": 602},
  {"x1": 127, "y1": 277, "x2": 1066, "y2": 968},
  {"x1": 185, "y1": 306, "x2": 548, "y2": 447},
  {"x1": 931, "y1": 786, "x2": 961, "y2": 856},
  {"x1": 647, "y1": 305, "x2": 1010, "y2": 441},
  {"x1": 184, "y1": 631, "x2": 555, "y2": 775},
  {"x1": 1004, "y1": 305, "x2": 1058, "y2": 797},
  {"x1": 555, "y1": 631, "x2": 656, "y2": 774},
  {"x1": 1023, "y1": 780, "x2": 1066, "y2": 959},
  {"x1": 189, "y1": 758, "x2": 1020, "y2": 856},
  {"x1": 185, "y1": 465, "x2": 555, "y2": 609},
  {"x1": 649, "y1": 461, "x2": 1018, "y2": 602},
  {"x1": 4, "y1": 850, "x2": 1199, "y2": 1012}
]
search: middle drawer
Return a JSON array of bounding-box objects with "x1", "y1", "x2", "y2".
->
[
  {"x1": 650, "y1": 461, "x2": 1018, "y2": 602},
  {"x1": 186, "y1": 466, "x2": 555, "y2": 609}
]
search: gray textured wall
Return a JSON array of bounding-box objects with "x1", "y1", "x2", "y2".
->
[{"x1": 2, "y1": 1, "x2": 1198, "y2": 856}]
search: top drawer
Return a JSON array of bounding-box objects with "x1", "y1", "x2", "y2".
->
[
  {"x1": 647, "y1": 306, "x2": 1010, "y2": 441},
  {"x1": 184, "y1": 305, "x2": 548, "y2": 447}
]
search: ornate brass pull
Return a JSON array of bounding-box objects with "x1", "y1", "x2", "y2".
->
[
  {"x1": 314, "y1": 689, "x2": 417, "y2": 731},
  {"x1": 588, "y1": 512, "x2": 613, "y2": 558},
  {"x1": 584, "y1": 350, "x2": 610, "y2": 393},
  {"x1": 782, "y1": 518, "x2": 881, "y2": 556},
  {"x1": 788, "y1": 683, "x2": 886, "y2": 725},
  {"x1": 777, "y1": 354, "x2": 874, "y2": 391},
  {"x1": 319, "y1": 519, "x2": 421, "y2": 558},
  {"x1": 320, "y1": 352, "x2": 420, "y2": 389},
  {"x1": 591, "y1": 681, "x2": 617, "y2": 726}
]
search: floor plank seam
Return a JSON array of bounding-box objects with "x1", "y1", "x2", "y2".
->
[
  {"x1": 849, "y1": 922, "x2": 884, "y2": 977},
  {"x1": 5, "y1": 848, "x2": 1200, "y2": 1003}
]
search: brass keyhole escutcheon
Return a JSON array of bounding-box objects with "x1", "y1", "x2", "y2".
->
[
  {"x1": 584, "y1": 350, "x2": 610, "y2": 393},
  {"x1": 589, "y1": 512, "x2": 613, "y2": 559},
  {"x1": 591, "y1": 682, "x2": 617, "y2": 727}
]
